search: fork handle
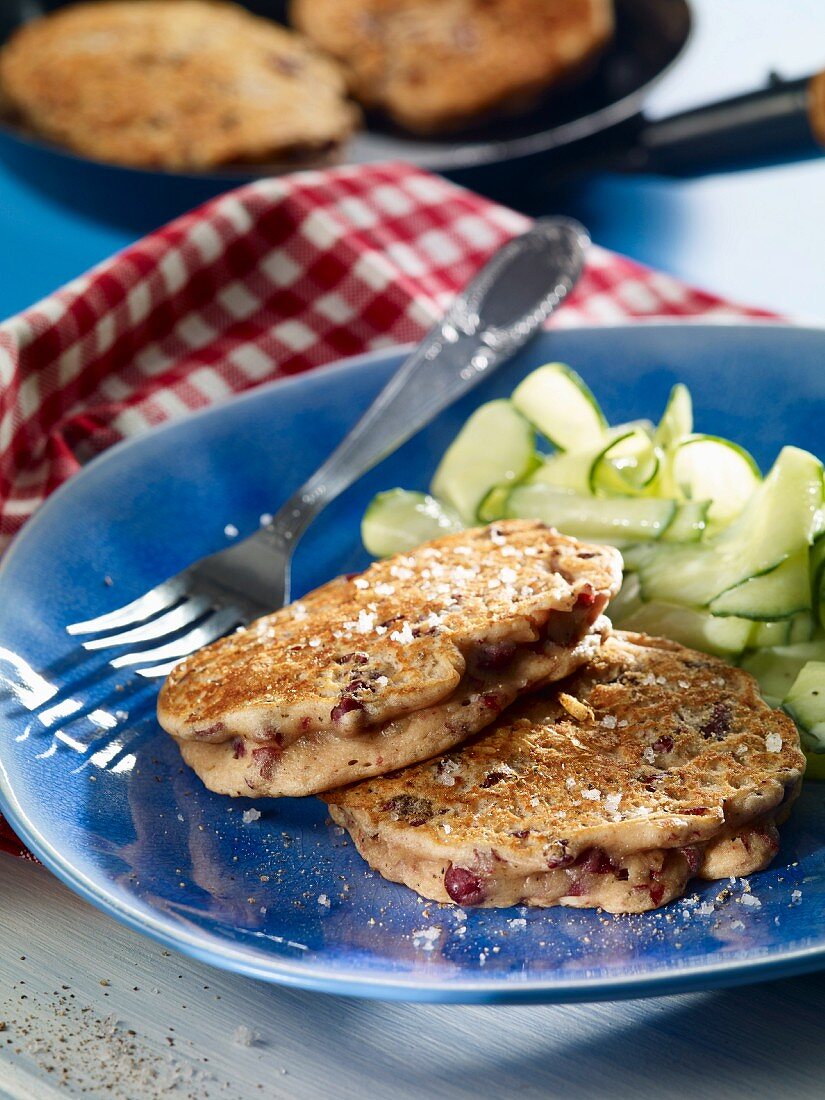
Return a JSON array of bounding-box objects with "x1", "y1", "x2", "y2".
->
[{"x1": 258, "y1": 217, "x2": 588, "y2": 548}]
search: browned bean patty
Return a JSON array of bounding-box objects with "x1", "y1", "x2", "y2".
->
[
  {"x1": 158, "y1": 521, "x2": 621, "y2": 796},
  {"x1": 0, "y1": 1, "x2": 359, "y2": 169},
  {"x1": 324, "y1": 631, "x2": 805, "y2": 913}
]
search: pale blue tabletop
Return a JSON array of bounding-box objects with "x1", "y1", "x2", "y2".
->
[{"x1": 3, "y1": 3, "x2": 825, "y2": 1098}]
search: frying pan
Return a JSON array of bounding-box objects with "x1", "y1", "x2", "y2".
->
[{"x1": 0, "y1": 0, "x2": 692, "y2": 185}]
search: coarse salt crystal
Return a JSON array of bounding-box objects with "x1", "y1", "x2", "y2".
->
[
  {"x1": 390, "y1": 622, "x2": 415, "y2": 645},
  {"x1": 642, "y1": 672, "x2": 656, "y2": 686},
  {"x1": 442, "y1": 823, "x2": 452, "y2": 834},
  {"x1": 308, "y1": 637, "x2": 321, "y2": 648},
  {"x1": 601, "y1": 714, "x2": 617, "y2": 729},
  {"x1": 224, "y1": 524, "x2": 239, "y2": 539},
  {"x1": 765, "y1": 732, "x2": 782, "y2": 753},
  {"x1": 412, "y1": 926, "x2": 441, "y2": 951},
  {"x1": 792, "y1": 889, "x2": 802, "y2": 902},
  {"x1": 530, "y1": 796, "x2": 540, "y2": 808},
  {"x1": 317, "y1": 894, "x2": 331, "y2": 908},
  {"x1": 696, "y1": 902, "x2": 715, "y2": 916},
  {"x1": 355, "y1": 609, "x2": 375, "y2": 634},
  {"x1": 604, "y1": 792, "x2": 623, "y2": 815},
  {"x1": 232, "y1": 1026, "x2": 260, "y2": 1047},
  {"x1": 354, "y1": 577, "x2": 369, "y2": 590},
  {"x1": 565, "y1": 777, "x2": 577, "y2": 791},
  {"x1": 374, "y1": 583, "x2": 395, "y2": 596},
  {"x1": 499, "y1": 567, "x2": 518, "y2": 585},
  {"x1": 507, "y1": 918, "x2": 527, "y2": 930},
  {"x1": 375, "y1": 625, "x2": 388, "y2": 635},
  {"x1": 581, "y1": 788, "x2": 601, "y2": 801},
  {"x1": 740, "y1": 894, "x2": 761, "y2": 909},
  {"x1": 434, "y1": 759, "x2": 460, "y2": 786},
  {"x1": 242, "y1": 809, "x2": 261, "y2": 824},
  {"x1": 643, "y1": 746, "x2": 656, "y2": 764},
  {"x1": 375, "y1": 675, "x2": 389, "y2": 688}
]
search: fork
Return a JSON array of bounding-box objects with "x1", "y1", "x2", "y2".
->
[{"x1": 66, "y1": 217, "x2": 589, "y2": 678}]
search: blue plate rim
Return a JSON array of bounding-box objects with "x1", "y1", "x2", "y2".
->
[{"x1": 3, "y1": 319, "x2": 825, "y2": 1004}]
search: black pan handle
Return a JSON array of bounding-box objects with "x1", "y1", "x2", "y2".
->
[{"x1": 625, "y1": 72, "x2": 824, "y2": 174}]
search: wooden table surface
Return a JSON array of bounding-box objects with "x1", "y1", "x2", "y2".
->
[
  {"x1": 4, "y1": 856, "x2": 825, "y2": 1100},
  {"x1": 3, "y1": 2, "x2": 825, "y2": 1097}
]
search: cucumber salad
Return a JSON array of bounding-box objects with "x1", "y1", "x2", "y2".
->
[{"x1": 361, "y1": 362, "x2": 825, "y2": 767}]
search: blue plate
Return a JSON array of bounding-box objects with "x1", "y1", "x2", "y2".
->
[{"x1": 2, "y1": 323, "x2": 825, "y2": 1004}]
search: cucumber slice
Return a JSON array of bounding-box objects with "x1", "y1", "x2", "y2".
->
[
  {"x1": 784, "y1": 661, "x2": 825, "y2": 751},
  {"x1": 671, "y1": 434, "x2": 761, "y2": 528},
  {"x1": 639, "y1": 446, "x2": 824, "y2": 608},
  {"x1": 528, "y1": 451, "x2": 594, "y2": 495},
  {"x1": 660, "y1": 499, "x2": 709, "y2": 544},
  {"x1": 511, "y1": 363, "x2": 607, "y2": 452},
  {"x1": 430, "y1": 400, "x2": 535, "y2": 524},
  {"x1": 654, "y1": 383, "x2": 693, "y2": 450},
  {"x1": 589, "y1": 429, "x2": 662, "y2": 497},
  {"x1": 477, "y1": 484, "x2": 513, "y2": 523},
  {"x1": 654, "y1": 384, "x2": 693, "y2": 497},
  {"x1": 528, "y1": 425, "x2": 636, "y2": 495},
  {"x1": 361, "y1": 490, "x2": 463, "y2": 558},
  {"x1": 748, "y1": 613, "x2": 813, "y2": 647},
  {"x1": 605, "y1": 572, "x2": 642, "y2": 620},
  {"x1": 620, "y1": 543, "x2": 658, "y2": 573},
  {"x1": 740, "y1": 650, "x2": 800, "y2": 704},
  {"x1": 616, "y1": 599, "x2": 753, "y2": 657},
  {"x1": 748, "y1": 619, "x2": 792, "y2": 648},
  {"x1": 812, "y1": 534, "x2": 825, "y2": 626},
  {"x1": 505, "y1": 483, "x2": 676, "y2": 542},
  {"x1": 709, "y1": 549, "x2": 812, "y2": 621},
  {"x1": 742, "y1": 638, "x2": 825, "y2": 705},
  {"x1": 788, "y1": 611, "x2": 816, "y2": 644}
]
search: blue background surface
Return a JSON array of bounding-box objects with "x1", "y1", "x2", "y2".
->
[{"x1": 2, "y1": 325, "x2": 825, "y2": 1002}]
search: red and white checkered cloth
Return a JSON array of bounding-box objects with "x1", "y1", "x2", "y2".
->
[{"x1": 0, "y1": 161, "x2": 771, "y2": 860}]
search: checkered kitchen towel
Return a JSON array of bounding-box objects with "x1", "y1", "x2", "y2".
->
[{"x1": 0, "y1": 161, "x2": 772, "y2": 859}]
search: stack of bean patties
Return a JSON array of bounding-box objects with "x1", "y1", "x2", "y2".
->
[{"x1": 158, "y1": 520, "x2": 804, "y2": 913}]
